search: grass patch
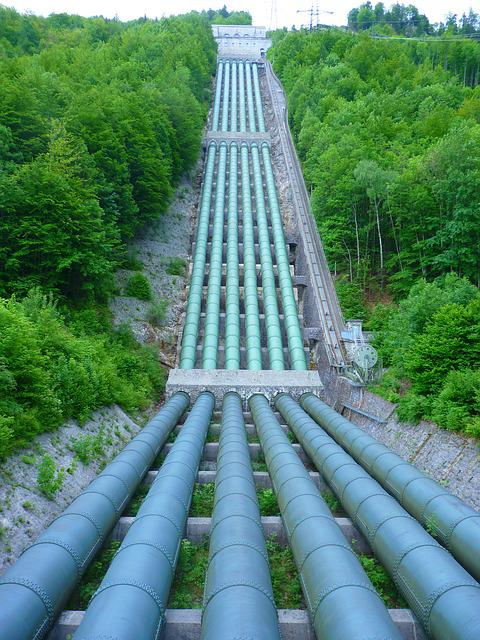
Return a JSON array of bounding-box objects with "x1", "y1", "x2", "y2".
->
[
  {"x1": 251, "y1": 462, "x2": 268, "y2": 471},
  {"x1": 189, "y1": 484, "x2": 280, "y2": 517},
  {"x1": 125, "y1": 272, "x2": 151, "y2": 300},
  {"x1": 124, "y1": 483, "x2": 150, "y2": 516},
  {"x1": 166, "y1": 257, "x2": 188, "y2": 277},
  {"x1": 358, "y1": 555, "x2": 407, "y2": 608},
  {"x1": 68, "y1": 540, "x2": 121, "y2": 610},
  {"x1": 266, "y1": 535, "x2": 304, "y2": 608},
  {"x1": 147, "y1": 298, "x2": 168, "y2": 327},
  {"x1": 321, "y1": 491, "x2": 340, "y2": 514},
  {"x1": 168, "y1": 538, "x2": 209, "y2": 608}
]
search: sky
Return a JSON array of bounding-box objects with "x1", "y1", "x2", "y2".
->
[{"x1": 4, "y1": 0, "x2": 477, "y2": 29}]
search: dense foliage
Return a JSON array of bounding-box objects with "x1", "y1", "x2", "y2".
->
[
  {"x1": 348, "y1": 3, "x2": 480, "y2": 36},
  {"x1": 271, "y1": 27, "x2": 480, "y2": 298},
  {"x1": 370, "y1": 275, "x2": 480, "y2": 436},
  {"x1": 0, "y1": 7, "x2": 216, "y2": 298},
  {"x1": 204, "y1": 5, "x2": 252, "y2": 25},
  {"x1": 270, "y1": 25, "x2": 480, "y2": 436},
  {"x1": 0, "y1": 9, "x2": 216, "y2": 458},
  {"x1": 0, "y1": 290, "x2": 166, "y2": 458}
]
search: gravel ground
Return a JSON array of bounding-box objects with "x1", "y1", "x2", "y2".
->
[
  {"x1": 110, "y1": 166, "x2": 203, "y2": 366},
  {"x1": 0, "y1": 406, "x2": 142, "y2": 573}
]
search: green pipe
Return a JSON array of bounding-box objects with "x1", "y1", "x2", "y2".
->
[
  {"x1": 225, "y1": 142, "x2": 240, "y2": 369},
  {"x1": 252, "y1": 63, "x2": 266, "y2": 133},
  {"x1": 251, "y1": 143, "x2": 284, "y2": 369},
  {"x1": 249, "y1": 394, "x2": 403, "y2": 640},
  {"x1": 73, "y1": 392, "x2": 214, "y2": 640},
  {"x1": 221, "y1": 60, "x2": 230, "y2": 133},
  {"x1": 0, "y1": 392, "x2": 189, "y2": 640},
  {"x1": 180, "y1": 142, "x2": 217, "y2": 368},
  {"x1": 238, "y1": 61, "x2": 246, "y2": 133},
  {"x1": 212, "y1": 61, "x2": 223, "y2": 132},
  {"x1": 262, "y1": 142, "x2": 307, "y2": 370},
  {"x1": 276, "y1": 394, "x2": 480, "y2": 640},
  {"x1": 203, "y1": 141, "x2": 227, "y2": 369},
  {"x1": 301, "y1": 393, "x2": 480, "y2": 581},
  {"x1": 230, "y1": 61, "x2": 237, "y2": 133},
  {"x1": 245, "y1": 62, "x2": 256, "y2": 133},
  {"x1": 201, "y1": 393, "x2": 280, "y2": 639},
  {"x1": 241, "y1": 143, "x2": 262, "y2": 369}
]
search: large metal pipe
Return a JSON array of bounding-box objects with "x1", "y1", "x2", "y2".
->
[
  {"x1": 180, "y1": 142, "x2": 217, "y2": 368},
  {"x1": 238, "y1": 61, "x2": 246, "y2": 133},
  {"x1": 252, "y1": 63, "x2": 266, "y2": 133},
  {"x1": 221, "y1": 60, "x2": 230, "y2": 133},
  {"x1": 261, "y1": 142, "x2": 307, "y2": 370},
  {"x1": 202, "y1": 141, "x2": 227, "y2": 369},
  {"x1": 230, "y1": 61, "x2": 237, "y2": 133},
  {"x1": 211, "y1": 61, "x2": 223, "y2": 132},
  {"x1": 276, "y1": 394, "x2": 480, "y2": 640},
  {"x1": 245, "y1": 62, "x2": 256, "y2": 133},
  {"x1": 249, "y1": 394, "x2": 403, "y2": 640},
  {"x1": 73, "y1": 392, "x2": 214, "y2": 640},
  {"x1": 0, "y1": 392, "x2": 190, "y2": 640},
  {"x1": 251, "y1": 143, "x2": 284, "y2": 369},
  {"x1": 300, "y1": 393, "x2": 480, "y2": 581},
  {"x1": 241, "y1": 142, "x2": 262, "y2": 369},
  {"x1": 201, "y1": 393, "x2": 280, "y2": 639},
  {"x1": 225, "y1": 142, "x2": 240, "y2": 370}
]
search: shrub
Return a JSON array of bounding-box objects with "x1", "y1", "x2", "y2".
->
[
  {"x1": 37, "y1": 454, "x2": 64, "y2": 499},
  {"x1": 125, "y1": 273, "x2": 151, "y2": 300},
  {"x1": 70, "y1": 429, "x2": 107, "y2": 465},
  {"x1": 147, "y1": 298, "x2": 169, "y2": 327},
  {"x1": 432, "y1": 368, "x2": 480, "y2": 433},
  {"x1": 166, "y1": 257, "x2": 187, "y2": 277},
  {"x1": 0, "y1": 416, "x2": 14, "y2": 460},
  {"x1": 257, "y1": 488, "x2": 279, "y2": 516}
]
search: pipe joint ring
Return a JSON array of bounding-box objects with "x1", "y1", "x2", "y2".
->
[
  {"x1": 311, "y1": 580, "x2": 377, "y2": 620},
  {"x1": 54, "y1": 510, "x2": 104, "y2": 541},
  {"x1": 93, "y1": 577, "x2": 166, "y2": 614},
  {"x1": 29, "y1": 537, "x2": 84, "y2": 577},
  {"x1": 117, "y1": 541, "x2": 175, "y2": 571},
  {"x1": 0, "y1": 576, "x2": 55, "y2": 622},
  {"x1": 391, "y1": 542, "x2": 441, "y2": 581},
  {"x1": 367, "y1": 514, "x2": 414, "y2": 545},
  {"x1": 203, "y1": 578, "x2": 276, "y2": 611},
  {"x1": 422, "y1": 580, "x2": 480, "y2": 632},
  {"x1": 444, "y1": 514, "x2": 480, "y2": 547},
  {"x1": 209, "y1": 539, "x2": 269, "y2": 565}
]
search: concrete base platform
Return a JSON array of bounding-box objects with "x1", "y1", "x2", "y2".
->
[
  {"x1": 166, "y1": 368, "x2": 323, "y2": 406},
  {"x1": 49, "y1": 607, "x2": 425, "y2": 640}
]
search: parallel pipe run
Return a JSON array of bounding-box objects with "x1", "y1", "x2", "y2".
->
[
  {"x1": 230, "y1": 61, "x2": 237, "y2": 133},
  {"x1": 211, "y1": 61, "x2": 223, "y2": 132},
  {"x1": 0, "y1": 392, "x2": 190, "y2": 640},
  {"x1": 201, "y1": 393, "x2": 280, "y2": 639},
  {"x1": 261, "y1": 143, "x2": 307, "y2": 370},
  {"x1": 251, "y1": 143, "x2": 285, "y2": 369},
  {"x1": 252, "y1": 63, "x2": 266, "y2": 133},
  {"x1": 245, "y1": 61, "x2": 256, "y2": 133},
  {"x1": 180, "y1": 142, "x2": 217, "y2": 368},
  {"x1": 275, "y1": 394, "x2": 480, "y2": 640},
  {"x1": 238, "y1": 61, "x2": 246, "y2": 133},
  {"x1": 240, "y1": 142, "x2": 262, "y2": 369},
  {"x1": 301, "y1": 394, "x2": 480, "y2": 581},
  {"x1": 73, "y1": 392, "x2": 214, "y2": 640},
  {"x1": 221, "y1": 60, "x2": 230, "y2": 133},
  {"x1": 249, "y1": 394, "x2": 402, "y2": 640},
  {"x1": 225, "y1": 142, "x2": 240, "y2": 369},
  {"x1": 202, "y1": 142, "x2": 227, "y2": 369}
]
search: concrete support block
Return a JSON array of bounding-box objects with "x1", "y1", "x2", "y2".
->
[
  {"x1": 110, "y1": 515, "x2": 371, "y2": 554},
  {"x1": 49, "y1": 608, "x2": 425, "y2": 640}
]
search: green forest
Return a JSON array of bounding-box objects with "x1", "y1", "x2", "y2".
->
[
  {"x1": 269, "y1": 23, "x2": 480, "y2": 436},
  {"x1": 0, "y1": 7, "x2": 217, "y2": 458}
]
